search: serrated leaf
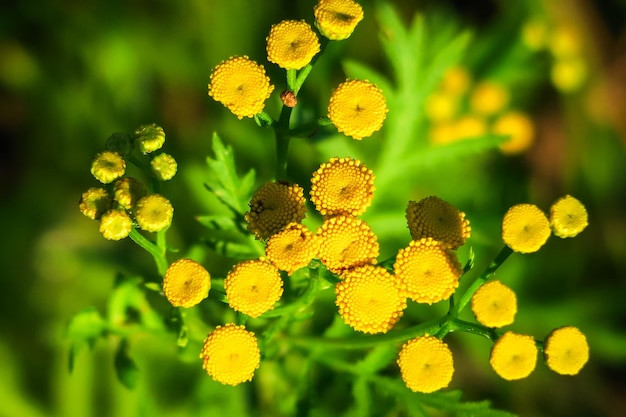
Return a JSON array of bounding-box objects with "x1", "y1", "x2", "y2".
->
[
  {"x1": 203, "y1": 238, "x2": 263, "y2": 259},
  {"x1": 114, "y1": 339, "x2": 139, "y2": 389},
  {"x1": 196, "y1": 214, "x2": 238, "y2": 231},
  {"x1": 67, "y1": 307, "x2": 106, "y2": 372}
]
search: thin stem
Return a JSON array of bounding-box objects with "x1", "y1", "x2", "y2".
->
[
  {"x1": 445, "y1": 318, "x2": 500, "y2": 342},
  {"x1": 129, "y1": 228, "x2": 168, "y2": 276}
]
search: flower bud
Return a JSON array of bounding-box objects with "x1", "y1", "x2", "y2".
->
[
  {"x1": 135, "y1": 194, "x2": 174, "y2": 232},
  {"x1": 113, "y1": 177, "x2": 147, "y2": 210},
  {"x1": 104, "y1": 132, "x2": 135, "y2": 157},
  {"x1": 90, "y1": 151, "x2": 125, "y2": 184},
  {"x1": 135, "y1": 123, "x2": 165, "y2": 154},
  {"x1": 150, "y1": 153, "x2": 177, "y2": 181},
  {"x1": 79, "y1": 187, "x2": 112, "y2": 220},
  {"x1": 99, "y1": 209, "x2": 132, "y2": 240}
]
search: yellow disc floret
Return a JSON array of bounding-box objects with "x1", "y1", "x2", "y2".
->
[
  {"x1": 544, "y1": 326, "x2": 589, "y2": 375},
  {"x1": 549, "y1": 195, "x2": 588, "y2": 238},
  {"x1": 200, "y1": 324, "x2": 260, "y2": 386},
  {"x1": 406, "y1": 196, "x2": 471, "y2": 249},
  {"x1": 489, "y1": 331, "x2": 538, "y2": 380},
  {"x1": 501, "y1": 203, "x2": 551, "y2": 253},
  {"x1": 135, "y1": 194, "x2": 174, "y2": 233},
  {"x1": 471, "y1": 280, "x2": 517, "y2": 328},
  {"x1": 90, "y1": 151, "x2": 125, "y2": 184},
  {"x1": 265, "y1": 222, "x2": 320, "y2": 275},
  {"x1": 245, "y1": 181, "x2": 306, "y2": 240},
  {"x1": 113, "y1": 177, "x2": 147, "y2": 210},
  {"x1": 224, "y1": 260, "x2": 283, "y2": 318},
  {"x1": 397, "y1": 336, "x2": 455, "y2": 393},
  {"x1": 328, "y1": 79, "x2": 388, "y2": 140},
  {"x1": 162, "y1": 258, "x2": 211, "y2": 308},
  {"x1": 493, "y1": 111, "x2": 535, "y2": 155},
  {"x1": 313, "y1": 0, "x2": 364, "y2": 41},
  {"x1": 79, "y1": 187, "x2": 112, "y2": 220},
  {"x1": 266, "y1": 20, "x2": 320, "y2": 70},
  {"x1": 310, "y1": 157, "x2": 375, "y2": 217},
  {"x1": 99, "y1": 209, "x2": 132, "y2": 240},
  {"x1": 335, "y1": 265, "x2": 406, "y2": 334}
]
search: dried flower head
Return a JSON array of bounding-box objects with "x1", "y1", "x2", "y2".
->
[
  {"x1": 471, "y1": 280, "x2": 517, "y2": 328},
  {"x1": 265, "y1": 222, "x2": 319, "y2": 275},
  {"x1": 313, "y1": 0, "x2": 364, "y2": 41},
  {"x1": 99, "y1": 209, "x2": 132, "y2": 240},
  {"x1": 335, "y1": 265, "x2": 406, "y2": 334},
  {"x1": 398, "y1": 336, "x2": 454, "y2": 393},
  {"x1": 113, "y1": 177, "x2": 147, "y2": 210},
  {"x1": 150, "y1": 153, "x2": 177, "y2": 181},
  {"x1": 489, "y1": 331, "x2": 538, "y2": 380},
  {"x1": 406, "y1": 196, "x2": 471, "y2": 249},
  {"x1": 493, "y1": 111, "x2": 535, "y2": 155},
  {"x1": 245, "y1": 181, "x2": 306, "y2": 240},
  {"x1": 163, "y1": 258, "x2": 211, "y2": 308},
  {"x1": 551, "y1": 56, "x2": 587, "y2": 93},
  {"x1": 135, "y1": 123, "x2": 165, "y2": 154},
  {"x1": 502, "y1": 203, "x2": 551, "y2": 253},
  {"x1": 549, "y1": 195, "x2": 588, "y2": 238},
  {"x1": 280, "y1": 90, "x2": 298, "y2": 108},
  {"x1": 310, "y1": 157, "x2": 375, "y2": 217},
  {"x1": 208, "y1": 56, "x2": 274, "y2": 119},
  {"x1": 200, "y1": 324, "x2": 260, "y2": 386},
  {"x1": 79, "y1": 187, "x2": 112, "y2": 220},
  {"x1": 544, "y1": 326, "x2": 589, "y2": 375},
  {"x1": 224, "y1": 260, "x2": 283, "y2": 318},
  {"x1": 135, "y1": 194, "x2": 174, "y2": 233},
  {"x1": 328, "y1": 79, "x2": 388, "y2": 140},
  {"x1": 90, "y1": 151, "x2": 125, "y2": 184},
  {"x1": 470, "y1": 81, "x2": 509, "y2": 116},
  {"x1": 266, "y1": 20, "x2": 320, "y2": 70}
]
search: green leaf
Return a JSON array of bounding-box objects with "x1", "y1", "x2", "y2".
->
[
  {"x1": 203, "y1": 237, "x2": 263, "y2": 259},
  {"x1": 67, "y1": 307, "x2": 106, "y2": 372},
  {"x1": 342, "y1": 59, "x2": 394, "y2": 101},
  {"x1": 352, "y1": 377, "x2": 371, "y2": 417},
  {"x1": 195, "y1": 214, "x2": 238, "y2": 231},
  {"x1": 114, "y1": 339, "x2": 139, "y2": 389},
  {"x1": 356, "y1": 344, "x2": 398, "y2": 375}
]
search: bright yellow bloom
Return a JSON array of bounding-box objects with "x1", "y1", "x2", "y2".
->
[
  {"x1": 135, "y1": 194, "x2": 174, "y2": 233},
  {"x1": 200, "y1": 324, "x2": 260, "y2": 386},
  {"x1": 150, "y1": 153, "x2": 177, "y2": 181},
  {"x1": 501, "y1": 203, "x2": 551, "y2": 253},
  {"x1": 208, "y1": 56, "x2": 274, "y2": 119},
  {"x1": 265, "y1": 222, "x2": 320, "y2": 275},
  {"x1": 522, "y1": 20, "x2": 548, "y2": 51},
  {"x1": 79, "y1": 187, "x2": 112, "y2": 220},
  {"x1": 549, "y1": 195, "x2": 588, "y2": 238},
  {"x1": 245, "y1": 181, "x2": 306, "y2": 240},
  {"x1": 335, "y1": 265, "x2": 406, "y2": 334},
  {"x1": 328, "y1": 79, "x2": 388, "y2": 140},
  {"x1": 544, "y1": 326, "x2": 589, "y2": 375},
  {"x1": 224, "y1": 260, "x2": 283, "y2": 318},
  {"x1": 441, "y1": 66, "x2": 471, "y2": 96},
  {"x1": 471, "y1": 280, "x2": 517, "y2": 328},
  {"x1": 428, "y1": 122, "x2": 456, "y2": 145},
  {"x1": 113, "y1": 177, "x2": 147, "y2": 210},
  {"x1": 316, "y1": 215, "x2": 379, "y2": 274},
  {"x1": 397, "y1": 336, "x2": 454, "y2": 393},
  {"x1": 489, "y1": 332, "x2": 538, "y2": 380},
  {"x1": 406, "y1": 196, "x2": 471, "y2": 249},
  {"x1": 90, "y1": 151, "x2": 125, "y2": 184},
  {"x1": 452, "y1": 115, "x2": 488, "y2": 140},
  {"x1": 310, "y1": 157, "x2": 375, "y2": 217},
  {"x1": 135, "y1": 123, "x2": 165, "y2": 154},
  {"x1": 394, "y1": 238, "x2": 462, "y2": 304},
  {"x1": 470, "y1": 81, "x2": 509, "y2": 116},
  {"x1": 313, "y1": 0, "x2": 364, "y2": 41},
  {"x1": 551, "y1": 57, "x2": 587, "y2": 93},
  {"x1": 493, "y1": 111, "x2": 535, "y2": 155},
  {"x1": 99, "y1": 209, "x2": 132, "y2": 240},
  {"x1": 424, "y1": 91, "x2": 458, "y2": 123},
  {"x1": 266, "y1": 20, "x2": 320, "y2": 70},
  {"x1": 549, "y1": 25, "x2": 582, "y2": 58},
  {"x1": 162, "y1": 258, "x2": 211, "y2": 308}
]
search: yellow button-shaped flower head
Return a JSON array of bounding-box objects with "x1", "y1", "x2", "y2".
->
[
  {"x1": 502, "y1": 203, "x2": 551, "y2": 253},
  {"x1": 328, "y1": 79, "x2": 388, "y2": 140},
  {"x1": 79, "y1": 187, "x2": 112, "y2": 220},
  {"x1": 335, "y1": 265, "x2": 406, "y2": 334},
  {"x1": 441, "y1": 66, "x2": 471, "y2": 97},
  {"x1": 267, "y1": 20, "x2": 320, "y2": 70},
  {"x1": 310, "y1": 157, "x2": 375, "y2": 217},
  {"x1": 99, "y1": 209, "x2": 132, "y2": 240},
  {"x1": 265, "y1": 222, "x2": 320, "y2": 275},
  {"x1": 489, "y1": 331, "x2": 538, "y2": 380},
  {"x1": 397, "y1": 336, "x2": 454, "y2": 393},
  {"x1": 150, "y1": 153, "x2": 177, "y2": 181},
  {"x1": 208, "y1": 56, "x2": 274, "y2": 119},
  {"x1": 406, "y1": 196, "x2": 471, "y2": 249},
  {"x1": 316, "y1": 215, "x2": 379, "y2": 274},
  {"x1": 224, "y1": 260, "x2": 283, "y2": 318},
  {"x1": 135, "y1": 123, "x2": 165, "y2": 154},
  {"x1": 113, "y1": 177, "x2": 147, "y2": 210},
  {"x1": 245, "y1": 181, "x2": 306, "y2": 240},
  {"x1": 163, "y1": 259, "x2": 211, "y2": 308},
  {"x1": 314, "y1": 0, "x2": 364, "y2": 41},
  {"x1": 471, "y1": 280, "x2": 517, "y2": 328},
  {"x1": 493, "y1": 111, "x2": 535, "y2": 155},
  {"x1": 470, "y1": 81, "x2": 509, "y2": 116},
  {"x1": 91, "y1": 151, "x2": 125, "y2": 184},
  {"x1": 200, "y1": 324, "x2": 260, "y2": 386},
  {"x1": 549, "y1": 195, "x2": 588, "y2": 238},
  {"x1": 394, "y1": 238, "x2": 462, "y2": 304},
  {"x1": 544, "y1": 326, "x2": 589, "y2": 375},
  {"x1": 135, "y1": 194, "x2": 174, "y2": 233}
]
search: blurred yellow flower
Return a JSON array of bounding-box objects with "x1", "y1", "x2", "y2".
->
[
  {"x1": 113, "y1": 177, "x2": 146, "y2": 210},
  {"x1": 135, "y1": 123, "x2": 165, "y2": 154},
  {"x1": 501, "y1": 203, "x2": 551, "y2": 253},
  {"x1": 441, "y1": 66, "x2": 471, "y2": 96},
  {"x1": 489, "y1": 331, "x2": 537, "y2": 380},
  {"x1": 99, "y1": 209, "x2": 132, "y2": 241},
  {"x1": 424, "y1": 91, "x2": 458, "y2": 123},
  {"x1": 245, "y1": 181, "x2": 306, "y2": 240},
  {"x1": 544, "y1": 326, "x2": 589, "y2": 375},
  {"x1": 470, "y1": 81, "x2": 509, "y2": 116},
  {"x1": 471, "y1": 280, "x2": 517, "y2": 328},
  {"x1": 79, "y1": 187, "x2": 112, "y2": 220},
  {"x1": 549, "y1": 25, "x2": 582, "y2": 58},
  {"x1": 224, "y1": 260, "x2": 283, "y2": 318},
  {"x1": 314, "y1": 0, "x2": 364, "y2": 41},
  {"x1": 267, "y1": 20, "x2": 320, "y2": 70},
  {"x1": 521, "y1": 19, "x2": 548, "y2": 51},
  {"x1": 163, "y1": 258, "x2": 211, "y2": 308},
  {"x1": 90, "y1": 151, "x2": 125, "y2": 184},
  {"x1": 397, "y1": 336, "x2": 454, "y2": 393},
  {"x1": 406, "y1": 196, "x2": 471, "y2": 249},
  {"x1": 135, "y1": 194, "x2": 174, "y2": 233},
  {"x1": 265, "y1": 222, "x2": 319, "y2": 275},
  {"x1": 549, "y1": 195, "x2": 588, "y2": 238},
  {"x1": 492, "y1": 111, "x2": 535, "y2": 155},
  {"x1": 452, "y1": 115, "x2": 488, "y2": 140},
  {"x1": 551, "y1": 56, "x2": 587, "y2": 93}
]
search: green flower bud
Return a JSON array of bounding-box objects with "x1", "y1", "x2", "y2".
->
[
  {"x1": 135, "y1": 194, "x2": 173, "y2": 232},
  {"x1": 113, "y1": 177, "x2": 147, "y2": 210},
  {"x1": 104, "y1": 132, "x2": 135, "y2": 157},
  {"x1": 150, "y1": 153, "x2": 178, "y2": 181},
  {"x1": 135, "y1": 123, "x2": 165, "y2": 154},
  {"x1": 99, "y1": 209, "x2": 132, "y2": 240},
  {"x1": 79, "y1": 187, "x2": 112, "y2": 220},
  {"x1": 90, "y1": 151, "x2": 125, "y2": 184}
]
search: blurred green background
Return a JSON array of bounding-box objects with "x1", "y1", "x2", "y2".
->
[{"x1": 2, "y1": 0, "x2": 626, "y2": 416}]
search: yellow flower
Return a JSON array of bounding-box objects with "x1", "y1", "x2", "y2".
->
[
  {"x1": 328, "y1": 79, "x2": 388, "y2": 140},
  {"x1": 162, "y1": 259, "x2": 211, "y2": 308},
  {"x1": 335, "y1": 265, "x2": 406, "y2": 334},
  {"x1": 224, "y1": 260, "x2": 283, "y2": 318},
  {"x1": 470, "y1": 81, "x2": 509, "y2": 116},
  {"x1": 310, "y1": 157, "x2": 375, "y2": 217},
  {"x1": 135, "y1": 194, "x2": 174, "y2": 233},
  {"x1": 397, "y1": 336, "x2": 454, "y2": 393},
  {"x1": 501, "y1": 203, "x2": 551, "y2": 253},
  {"x1": 551, "y1": 57, "x2": 587, "y2": 93},
  {"x1": 471, "y1": 280, "x2": 517, "y2": 328},
  {"x1": 208, "y1": 56, "x2": 274, "y2": 119},
  {"x1": 441, "y1": 66, "x2": 471, "y2": 96},
  {"x1": 200, "y1": 324, "x2": 260, "y2": 386},
  {"x1": 544, "y1": 326, "x2": 589, "y2": 375},
  {"x1": 113, "y1": 177, "x2": 147, "y2": 210},
  {"x1": 90, "y1": 151, "x2": 125, "y2": 184},
  {"x1": 492, "y1": 111, "x2": 535, "y2": 155},
  {"x1": 393, "y1": 238, "x2": 462, "y2": 304},
  {"x1": 313, "y1": 0, "x2": 364, "y2": 41},
  {"x1": 406, "y1": 196, "x2": 471, "y2": 249},
  {"x1": 424, "y1": 91, "x2": 458, "y2": 123},
  {"x1": 489, "y1": 331, "x2": 538, "y2": 380},
  {"x1": 265, "y1": 222, "x2": 320, "y2": 275},
  {"x1": 79, "y1": 187, "x2": 112, "y2": 220},
  {"x1": 99, "y1": 209, "x2": 132, "y2": 240},
  {"x1": 316, "y1": 215, "x2": 379, "y2": 274},
  {"x1": 266, "y1": 20, "x2": 320, "y2": 70},
  {"x1": 245, "y1": 181, "x2": 306, "y2": 240},
  {"x1": 549, "y1": 25, "x2": 582, "y2": 58},
  {"x1": 134, "y1": 123, "x2": 165, "y2": 154},
  {"x1": 452, "y1": 115, "x2": 488, "y2": 140},
  {"x1": 150, "y1": 153, "x2": 177, "y2": 181},
  {"x1": 549, "y1": 195, "x2": 588, "y2": 238}
]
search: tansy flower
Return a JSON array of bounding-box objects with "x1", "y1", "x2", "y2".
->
[
  {"x1": 224, "y1": 260, "x2": 283, "y2": 318},
  {"x1": 150, "y1": 153, "x2": 177, "y2": 181},
  {"x1": 397, "y1": 336, "x2": 454, "y2": 393},
  {"x1": 441, "y1": 66, "x2": 471, "y2": 96},
  {"x1": 544, "y1": 326, "x2": 589, "y2": 375},
  {"x1": 135, "y1": 123, "x2": 165, "y2": 154},
  {"x1": 200, "y1": 324, "x2": 260, "y2": 386},
  {"x1": 394, "y1": 238, "x2": 462, "y2": 304},
  {"x1": 313, "y1": 0, "x2": 364, "y2": 41},
  {"x1": 328, "y1": 79, "x2": 388, "y2": 140},
  {"x1": 79, "y1": 187, "x2": 112, "y2": 220},
  {"x1": 551, "y1": 57, "x2": 587, "y2": 93},
  {"x1": 99, "y1": 209, "x2": 132, "y2": 240},
  {"x1": 104, "y1": 132, "x2": 134, "y2": 157},
  {"x1": 162, "y1": 258, "x2": 211, "y2": 308},
  {"x1": 316, "y1": 215, "x2": 379, "y2": 273},
  {"x1": 113, "y1": 177, "x2": 147, "y2": 210},
  {"x1": 501, "y1": 203, "x2": 551, "y2": 253},
  {"x1": 266, "y1": 20, "x2": 320, "y2": 70},
  {"x1": 549, "y1": 195, "x2": 588, "y2": 238},
  {"x1": 489, "y1": 331, "x2": 538, "y2": 380},
  {"x1": 265, "y1": 222, "x2": 320, "y2": 275},
  {"x1": 492, "y1": 111, "x2": 535, "y2": 155},
  {"x1": 335, "y1": 265, "x2": 406, "y2": 334},
  {"x1": 245, "y1": 181, "x2": 306, "y2": 240},
  {"x1": 452, "y1": 115, "x2": 488, "y2": 140},
  {"x1": 522, "y1": 20, "x2": 548, "y2": 51},
  {"x1": 135, "y1": 194, "x2": 174, "y2": 233},
  {"x1": 90, "y1": 151, "x2": 125, "y2": 184},
  {"x1": 424, "y1": 91, "x2": 458, "y2": 123},
  {"x1": 470, "y1": 81, "x2": 509, "y2": 116},
  {"x1": 310, "y1": 157, "x2": 375, "y2": 217},
  {"x1": 471, "y1": 280, "x2": 517, "y2": 328},
  {"x1": 406, "y1": 196, "x2": 471, "y2": 249}
]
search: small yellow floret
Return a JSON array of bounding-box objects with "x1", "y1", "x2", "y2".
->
[
  {"x1": 163, "y1": 258, "x2": 211, "y2": 308},
  {"x1": 99, "y1": 209, "x2": 132, "y2": 240},
  {"x1": 406, "y1": 196, "x2": 471, "y2": 249},
  {"x1": 522, "y1": 20, "x2": 548, "y2": 51},
  {"x1": 265, "y1": 222, "x2": 320, "y2": 275},
  {"x1": 397, "y1": 336, "x2": 454, "y2": 393},
  {"x1": 245, "y1": 181, "x2": 306, "y2": 240},
  {"x1": 314, "y1": 0, "x2": 364, "y2": 41},
  {"x1": 135, "y1": 123, "x2": 165, "y2": 154},
  {"x1": 489, "y1": 331, "x2": 538, "y2": 381},
  {"x1": 544, "y1": 326, "x2": 589, "y2": 375},
  {"x1": 452, "y1": 115, "x2": 488, "y2": 140},
  {"x1": 470, "y1": 81, "x2": 509, "y2": 116},
  {"x1": 150, "y1": 153, "x2": 177, "y2": 181},
  {"x1": 492, "y1": 111, "x2": 535, "y2": 155},
  {"x1": 424, "y1": 91, "x2": 458, "y2": 123},
  {"x1": 200, "y1": 324, "x2": 260, "y2": 386},
  {"x1": 224, "y1": 260, "x2": 283, "y2": 318},
  {"x1": 549, "y1": 26, "x2": 582, "y2": 58},
  {"x1": 113, "y1": 177, "x2": 147, "y2": 210},
  {"x1": 551, "y1": 57, "x2": 587, "y2": 93},
  {"x1": 79, "y1": 187, "x2": 112, "y2": 220},
  {"x1": 135, "y1": 194, "x2": 174, "y2": 233},
  {"x1": 502, "y1": 203, "x2": 551, "y2": 253},
  {"x1": 90, "y1": 151, "x2": 125, "y2": 184},
  {"x1": 267, "y1": 20, "x2": 320, "y2": 70},
  {"x1": 328, "y1": 79, "x2": 388, "y2": 140},
  {"x1": 471, "y1": 280, "x2": 517, "y2": 328},
  {"x1": 549, "y1": 195, "x2": 588, "y2": 238}
]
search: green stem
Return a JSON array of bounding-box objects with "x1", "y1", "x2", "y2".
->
[
  {"x1": 445, "y1": 318, "x2": 500, "y2": 342},
  {"x1": 274, "y1": 105, "x2": 293, "y2": 180},
  {"x1": 129, "y1": 228, "x2": 168, "y2": 276}
]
